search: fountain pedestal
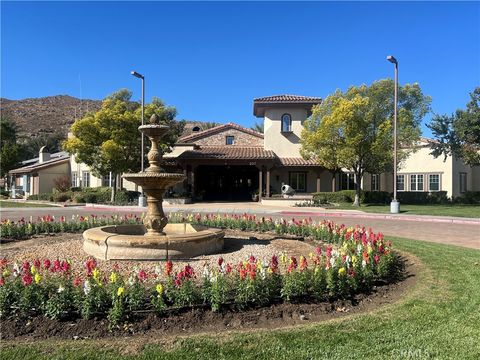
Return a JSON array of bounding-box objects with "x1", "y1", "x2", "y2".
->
[{"x1": 82, "y1": 115, "x2": 224, "y2": 260}]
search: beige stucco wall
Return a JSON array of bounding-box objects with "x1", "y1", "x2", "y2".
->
[
  {"x1": 37, "y1": 162, "x2": 71, "y2": 194},
  {"x1": 269, "y1": 168, "x2": 331, "y2": 194},
  {"x1": 264, "y1": 108, "x2": 308, "y2": 157}
]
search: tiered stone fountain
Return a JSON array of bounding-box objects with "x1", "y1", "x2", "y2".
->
[{"x1": 83, "y1": 114, "x2": 224, "y2": 260}]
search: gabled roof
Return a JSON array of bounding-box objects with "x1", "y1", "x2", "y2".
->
[
  {"x1": 178, "y1": 122, "x2": 263, "y2": 143},
  {"x1": 253, "y1": 94, "x2": 322, "y2": 117},
  {"x1": 10, "y1": 155, "x2": 69, "y2": 175},
  {"x1": 177, "y1": 146, "x2": 275, "y2": 160},
  {"x1": 21, "y1": 151, "x2": 69, "y2": 165}
]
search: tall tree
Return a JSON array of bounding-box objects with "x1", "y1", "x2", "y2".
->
[
  {"x1": 251, "y1": 121, "x2": 264, "y2": 134},
  {"x1": 428, "y1": 87, "x2": 480, "y2": 166},
  {"x1": 301, "y1": 79, "x2": 431, "y2": 206},
  {"x1": 0, "y1": 116, "x2": 22, "y2": 178},
  {"x1": 63, "y1": 90, "x2": 184, "y2": 202}
]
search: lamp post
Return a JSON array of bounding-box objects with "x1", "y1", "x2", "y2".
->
[
  {"x1": 131, "y1": 70, "x2": 146, "y2": 207},
  {"x1": 387, "y1": 55, "x2": 400, "y2": 214}
]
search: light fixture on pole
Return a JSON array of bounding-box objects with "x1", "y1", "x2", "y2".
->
[
  {"x1": 387, "y1": 55, "x2": 400, "y2": 214},
  {"x1": 131, "y1": 70, "x2": 146, "y2": 207}
]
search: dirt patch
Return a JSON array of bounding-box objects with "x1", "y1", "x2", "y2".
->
[{"x1": 0, "y1": 254, "x2": 417, "y2": 343}]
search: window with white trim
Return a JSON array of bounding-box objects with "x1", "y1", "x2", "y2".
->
[
  {"x1": 289, "y1": 172, "x2": 307, "y2": 192},
  {"x1": 410, "y1": 174, "x2": 424, "y2": 191},
  {"x1": 82, "y1": 171, "x2": 90, "y2": 188},
  {"x1": 429, "y1": 174, "x2": 440, "y2": 191},
  {"x1": 396, "y1": 175, "x2": 405, "y2": 191},
  {"x1": 71, "y1": 172, "x2": 78, "y2": 187},
  {"x1": 371, "y1": 174, "x2": 379, "y2": 191},
  {"x1": 459, "y1": 172, "x2": 467, "y2": 193},
  {"x1": 281, "y1": 114, "x2": 292, "y2": 132}
]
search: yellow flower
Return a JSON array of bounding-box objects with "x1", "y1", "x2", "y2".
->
[
  {"x1": 156, "y1": 283, "x2": 163, "y2": 295},
  {"x1": 352, "y1": 255, "x2": 357, "y2": 264},
  {"x1": 92, "y1": 268, "x2": 100, "y2": 281},
  {"x1": 109, "y1": 272, "x2": 117, "y2": 283},
  {"x1": 338, "y1": 267, "x2": 346, "y2": 276},
  {"x1": 30, "y1": 266, "x2": 37, "y2": 275},
  {"x1": 280, "y1": 253, "x2": 287, "y2": 264},
  {"x1": 308, "y1": 252, "x2": 314, "y2": 259},
  {"x1": 117, "y1": 287, "x2": 124, "y2": 297},
  {"x1": 3, "y1": 269, "x2": 11, "y2": 278},
  {"x1": 34, "y1": 273, "x2": 42, "y2": 284},
  {"x1": 267, "y1": 268, "x2": 273, "y2": 274},
  {"x1": 367, "y1": 245, "x2": 373, "y2": 254}
]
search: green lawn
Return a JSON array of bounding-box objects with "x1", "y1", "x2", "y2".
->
[
  {"x1": 1, "y1": 237, "x2": 479, "y2": 359},
  {"x1": 334, "y1": 203, "x2": 480, "y2": 218},
  {"x1": 0, "y1": 200, "x2": 56, "y2": 208}
]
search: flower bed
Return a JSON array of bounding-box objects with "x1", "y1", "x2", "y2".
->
[
  {"x1": 0, "y1": 214, "x2": 142, "y2": 240},
  {"x1": 0, "y1": 216, "x2": 400, "y2": 329}
]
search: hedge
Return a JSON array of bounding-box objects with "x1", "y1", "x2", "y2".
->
[
  {"x1": 28, "y1": 187, "x2": 140, "y2": 205},
  {"x1": 312, "y1": 190, "x2": 451, "y2": 205}
]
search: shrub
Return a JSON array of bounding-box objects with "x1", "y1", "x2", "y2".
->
[
  {"x1": 28, "y1": 193, "x2": 54, "y2": 201},
  {"x1": 453, "y1": 191, "x2": 480, "y2": 204},
  {"x1": 53, "y1": 175, "x2": 71, "y2": 192},
  {"x1": 363, "y1": 191, "x2": 391, "y2": 204},
  {"x1": 396, "y1": 191, "x2": 449, "y2": 204},
  {"x1": 52, "y1": 192, "x2": 71, "y2": 202},
  {"x1": 312, "y1": 190, "x2": 359, "y2": 204}
]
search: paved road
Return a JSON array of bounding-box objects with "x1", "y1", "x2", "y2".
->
[{"x1": 1, "y1": 203, "x2": 479, "y2": 250}]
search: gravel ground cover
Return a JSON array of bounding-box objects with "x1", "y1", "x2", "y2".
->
[{"x1": 0, "y1": 230, "x2": 316, "y2": 280}]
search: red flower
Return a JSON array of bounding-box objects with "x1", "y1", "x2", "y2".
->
[
  {"x1": 165, "y1": 261, "x2": 173, "y2": 276},
  {"x1": 33, "y1": 259, "x2": 41, "y2": 270},
  {"x1": 22, "y1": 274, "x2": 33, "y2": 286},
  {"x1": 270, "y1": 255, "x2": 278, "y2": 272},
  {"x1": 239, "y1": 268, "x2": 247, "y2": 280},
  {"x1": 218, "y1": 257, "x2": 224, "y2": 268},
  {"x1": 0, "y1": 278, "x2": 4, "y2": 286},
  {"x1": 374, "y1": 254, "x2": 380, "y2": 264},
  {"x1": 52, "y1": 259, "x2": 61, "y2": 272},
  {"x1": 73, "y1": 277, "x2": 82, "y2": 287},
  {"x1": 85, "y1": 258, "x2": 97, "y2": 276},
  {"x1": 363, "y1": 251, "x2": 369, "y2": 264},
  {"x1": 43, "y1": 259, "x2": 51, "y2": 270},
  {"x1": 299, "y1": 256, "x2": 308, "y2": 271},
  {"x1": 21, "y1": 261, "x2": 30, "y2": 274},
  {"x1": 249, "y1": 255, "x2": 256, "y2": 264},
  {"x1": 138, "y1": 270, "x2": 148, "y2": 282},
  {"x1": 226, "y1": 263, "x2": 233, "y2": 274},
  {"x1": 0, "y1": 258, "x2": 8, "y2": 269},
  {"x1": 248, "y1": 269, "x2": 256, "y2": 281},
  {"x1": 61, "y1": 261, "x2": 70, "y2": 273},
  {"x1": 315, "y1": 247, "x2": 322, "y2": 256}
]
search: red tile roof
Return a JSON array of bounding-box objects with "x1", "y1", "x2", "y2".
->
[
  {"x1": 254, "y1": 94, "x2": 322, "y2": 103},
  {"x1": 279, "y1": 158, "x2": 320, "y2": 166},
  {"x1": 179, "y1": 122, "x2": 263, "y2": 143},
  {"x1": 177, "y1": 146, "x2": 276, "y2": 160}
]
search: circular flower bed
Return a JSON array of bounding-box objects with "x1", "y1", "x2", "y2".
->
[{"x1": 0, "y1": 213, "x2": 401, "y2": 333}]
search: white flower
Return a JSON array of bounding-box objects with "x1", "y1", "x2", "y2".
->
[
  {"x1": 202, "y1": 264, "x2": 210, "y2": 278},
  {"x1": 357, "y1": 244, "x2": 363, "y2": 254},
  {"x1": 362, "y1": 260, "x2": 367, "y2": 269},
  {"x1": 12, "y1": 263, "x2": 20, "y2": 277},
  {"x1": 345, "y1": 255, "x2": 351, "y2": 269},
  {"x1": 154, "y1": 265, "x2": 162, "y2": 275},
  {"x1": 128, "y1": 275, "x2": 135, "y2": 286},
  {"x1": 57, "y1": 285, "x2": 65, "y2": 293},
  {"x1": 83, "y1": 280, "x2": 91, "y2": 295},
  {"x1": 329, "y1": 257, "x2": 336, "y2": 268}
]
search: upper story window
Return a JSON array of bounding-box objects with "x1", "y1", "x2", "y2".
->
[
  {"x1": 281, "y1": 114, "x2": 292, "y2": 133},
  {"x1": 225, "y1": 136, "x2": 235, "y2": 145}
]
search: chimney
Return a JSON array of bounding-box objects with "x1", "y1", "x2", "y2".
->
[{"x1": 39, "y1": 146, "x2": 50, "y2": 164}]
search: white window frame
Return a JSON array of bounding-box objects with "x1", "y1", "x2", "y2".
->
[
  {"x1": 428, "y1": 174, "x2": 440, "y2": 192},
  {"x1": 410, "y1": 174, "x2": 424, "y2": 192},
  {"x1": 289, "y1": 172, "x2": 307, "y2": 192},
  {"x1": 396, "y1": 174, "x2": 405, "y2": 191},
  {"x1": 71, "y1": 172, "x2": 78, "y2": 187},
  {"x1": 82, "y1": 171, "x2": 90, "y2": 188}
]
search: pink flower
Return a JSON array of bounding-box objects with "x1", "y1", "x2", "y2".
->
[
  {"x1": 225, "y1": 263, "x2": 233, "y2": 274},
  {"x1": 218, "y1": 257, "x2": 224, "y2": 268},
  {"x1": 73, "y1": 277, "x2": 82, "y2": 287},
  {"x1": 374, "y1": 254, "x2": 380, "y2": 264},
  {"x1": 138, "y1": 270, "x2": 148, "y2": 282},
  {"x1": 43, "y1": 259, "x2": 51, "y2": 270},
  {"x1": 22, "y1": 274, "x2": 33, "y2": 286},
  {"x1": 21, "y1": 261, "x2": 30, "y2": 274}
]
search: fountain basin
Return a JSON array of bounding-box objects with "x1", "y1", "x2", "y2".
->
[{"x1": 83, "y1": 224, "x2": 225, "y2": 260}]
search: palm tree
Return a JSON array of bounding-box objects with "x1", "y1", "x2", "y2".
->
[{"x1": 251, "y1": 121, "x2": 264, "y2": 133}]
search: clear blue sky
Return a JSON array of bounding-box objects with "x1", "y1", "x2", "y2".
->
[{"x1": 2, "y1": 1, "x2": 479, "y2": 136}]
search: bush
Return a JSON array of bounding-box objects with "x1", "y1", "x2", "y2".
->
[
  {"x1": 52, "y1": 192, "x2": 71, "y2": 202},
  {"x1": 53, "y1": 175, "x2": 71, "y2": 192},
  {"x1": 312, "y1": 190, "x2": 359, "y2": 204},
  {"x1": 28, "y1": 193, "x2": 54, "y2": 201},
  {"x1": 396, "y1": 191, "x2": 449, "y2": 204},
  {"x1": 363, "y1": 191, "x2": 391, "y2": 204},
  {"x1": 453, "y1": 191, "x2": 480, "y2": 204}
]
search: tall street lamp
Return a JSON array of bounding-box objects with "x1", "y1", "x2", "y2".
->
[
  {"x1": 131, "y1": 70, "x2": 146, "y2": 207},
  {"x1": 387, "y1": 55, "x2": 400, "y2": 214}
]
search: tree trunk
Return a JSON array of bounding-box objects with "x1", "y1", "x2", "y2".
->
[
  {"x1": 110, "y1": 174, "x2": 116, "y2": 203},
  {"x1": 353, "y1": 172, "x2": 361, "y2": 207}
]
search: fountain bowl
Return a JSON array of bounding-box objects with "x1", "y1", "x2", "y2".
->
[{"x1": 83, "y1": 223, "x2": 224, "y2": 260}]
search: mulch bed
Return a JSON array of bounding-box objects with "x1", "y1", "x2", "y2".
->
[{"x1": 0, "y1": 255, "x2": 416, "y2": 341}]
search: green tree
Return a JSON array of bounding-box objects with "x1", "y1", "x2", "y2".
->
[
  {"x1": 251, "y1": 121, "x2": 264, "y2": 134},
  {"x1": 63, "y1": 89, "x2": 184, "y2": 202},
  {"x1": 0, "y1": 117, "x2": 22, "y2": 178},
  {"x1": 301, "y1": 79, "x2": 431, "y2": 206},
  {"x1": 428, "y1": 87, "x2": 480, "y2": 166},
  {"x1": 19, "y1": 132, "x2": 65, "y2": 160}
]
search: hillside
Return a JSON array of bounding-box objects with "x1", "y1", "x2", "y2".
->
[
  {"x1": 0, "y1": 95, "x2": 102, "y2": 138},
  {"x1": 0, "y1": 95, "x2": 220, "y2": 140}
]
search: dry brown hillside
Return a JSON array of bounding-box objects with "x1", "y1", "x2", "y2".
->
[{"x1": 0, "y1": 95, "x2": 102, "y2": 138}]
